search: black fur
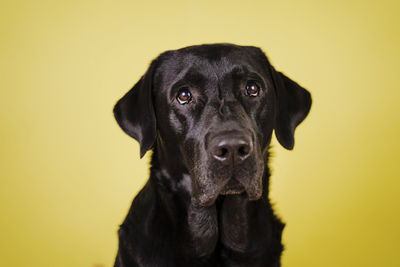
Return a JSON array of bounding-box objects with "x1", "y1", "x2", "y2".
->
[{"x1": 113, "y1": 43, "x2": 311, "y2": 267}]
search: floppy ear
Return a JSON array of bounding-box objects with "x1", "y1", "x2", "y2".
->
[
  {"x1": 113, "y1": 60, "x2": 158, "y2": 158},
  {"x1": 269, "y1": 64, "x2": 312, "y2": 150}
]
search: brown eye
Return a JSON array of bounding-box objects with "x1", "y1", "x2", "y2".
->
[
  {"x1": 177, "y1": 87, "x2": 192, "y2": 104},
  {"x1": 245, "y1": 81, "x2": 261, "y2": 97}
]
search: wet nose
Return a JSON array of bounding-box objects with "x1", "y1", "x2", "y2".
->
[{"x1": 210, "y1": 135, "x2": 252, "y2": 165}]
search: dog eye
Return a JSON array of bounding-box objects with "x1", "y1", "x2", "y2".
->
[
  {"x1": 245, "y1": 81, "x2": 261, "y2": 97},
  {"x1": 177, "y1": 87, "x2": 192, "y2": 104}
]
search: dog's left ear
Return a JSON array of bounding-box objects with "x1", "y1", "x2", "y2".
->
[
  {"x1": 269, "y1": 64, "x2": 312, "y2": 150},
  {"x1": 113, "y1": 60, "x2": 158, "y2": 158}
]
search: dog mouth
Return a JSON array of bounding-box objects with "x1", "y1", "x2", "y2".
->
[
  {"x1": 194, "y1": 175, "x2": 262, "y2": 206},
  {"x1": 192, "y1": 156, "x2": 265, "y2": 206},
  {"x1": 219, "y1": 178, "x2": 245, "y2": 195}
]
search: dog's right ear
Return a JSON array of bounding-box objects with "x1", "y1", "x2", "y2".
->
[{"x1": 113, "y1": 60, "x2": 158, "y2": 158}]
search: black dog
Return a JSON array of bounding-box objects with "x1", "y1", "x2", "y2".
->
[{"x1": 113, "y1": 43, "x2": 311, "y2": 267}]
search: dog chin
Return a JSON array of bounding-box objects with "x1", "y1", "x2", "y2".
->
[
  {"x1": 219, "y1": 188, "x2": 262, "y2": 201},
  {"x1": 219, "y1": 189, "x2": 245, "y2": 195},
  {"x1": 219, "y1": 178, "x2": 245, "y2": 195},
  {"x1": 193, "y1": 177, "x2": 263, "y2": 206}
]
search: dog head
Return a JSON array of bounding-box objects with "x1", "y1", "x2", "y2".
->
[{"x1": 114, "y1": 44, "x2": 311, "y2": 206}]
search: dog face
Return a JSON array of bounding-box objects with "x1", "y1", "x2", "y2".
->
[{"x1": 114, "y1": 44, "x2": 311, "y2": 206}]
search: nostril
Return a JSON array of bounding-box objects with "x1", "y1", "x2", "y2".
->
[
  {"x1": 218, "y1": 147, "x2": 228, "y2": 158},
  {"x1": 212, "y1": 146, "x2": 230, "y2": 161},
  {"x1": 238, "y1": 145, "x2": 250, "y2": 157}
]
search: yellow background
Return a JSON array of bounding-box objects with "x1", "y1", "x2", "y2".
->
[{"x1": 1, "y1": 0, "x2": 399, "y2": 266}]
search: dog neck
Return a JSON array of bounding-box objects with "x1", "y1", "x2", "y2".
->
[{"x1": 148, "y1": 145, "x2": 284, "y2": 264}]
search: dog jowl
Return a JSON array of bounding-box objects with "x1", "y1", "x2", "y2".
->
[{"x1": 113, "y1": 43, "x2": 311, "y2": 267}]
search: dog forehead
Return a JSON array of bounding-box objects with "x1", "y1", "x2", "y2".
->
[{"x1": 155, "y1": 44, "x2": 264, "y2": 87}]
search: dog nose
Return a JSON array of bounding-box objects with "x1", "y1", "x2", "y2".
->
[{"x1": 210, "y1": 136, "x2": 252, "y2": 165}]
